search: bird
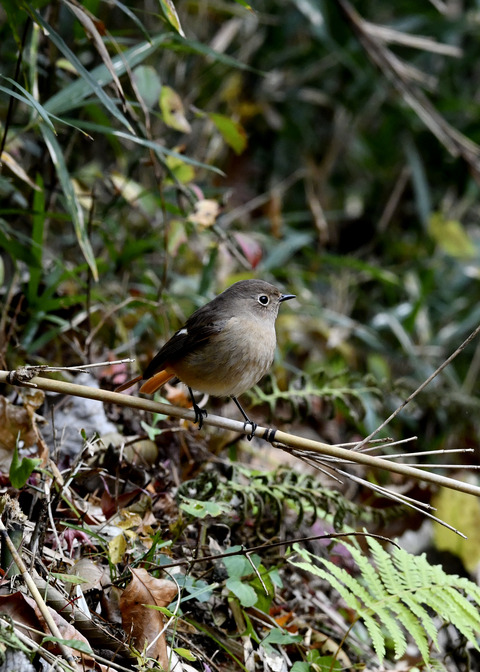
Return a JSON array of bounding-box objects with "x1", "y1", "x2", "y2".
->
[{"x1": 115, "y1": 279, "x2": 295, "y2": 438}]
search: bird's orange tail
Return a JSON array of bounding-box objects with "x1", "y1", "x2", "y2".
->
[
  {"x1": 139, "y1": 369, "x2": 175, "y2": 394},
  {"x1": 115, "y1": 374, "x2": 142, "y2": 393}
]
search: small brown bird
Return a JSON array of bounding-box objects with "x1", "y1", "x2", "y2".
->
[{"x1": 115, "y1": 279, "x2": 295, "y2": 437}]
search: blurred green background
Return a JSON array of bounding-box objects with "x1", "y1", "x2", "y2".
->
[{"x1": 1, "y1": 0, "x2": 480, "y2": 455}]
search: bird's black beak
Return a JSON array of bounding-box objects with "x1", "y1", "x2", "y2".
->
[{"x1": 279, "y1": 293, "x2": 296, "y2": 302}]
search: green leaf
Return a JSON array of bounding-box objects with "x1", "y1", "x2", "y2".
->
[
  {"x1": 173, "y1": 647, "x2": 196, "y2": 661},
  {"x1": 44, "y1": 34, "x2": 171, "y2": 116},
  {"x1": 0, "y1": 222, "x2": 40, "y2": 267},
  {"x1": 223, "y1": 551, "x2": 250, "y2": 579},
  {"x1": 9, "y1": 444, "x2": 42, "y2": 489},
  {"x1": 290, "y1": 538, "x2": 480, "y2": 666},
  {"x1": 50, "y1": 573, "x2": 88, "y2": 585},
  {"x1": 1, "y1": 0, "x2": 31, "y2": 46},
  {"x1": 209, "y1": 113, "x2": 247, "y2": 154},
  {"x1": 291, "y1": 663, "x2": 310, "y2": 672},
  {"x1": 179, "y1": 497, "x2": 232, "y2": 518},
  {"x1": 65, "y1": 121, "x2": 224, "y2": 174},
  {"x1": 42, "y1": 637, "x2": 93, "y2": 655},
  {"x1": 39, "y1": 124, "x2": 98, "y2": 281},
  {"x1": 31, "y1": 9, "x2": 134, "y2": 133},
  {"x1": 260, "y1": 232, "x2": 314, "y2": 271},
  {"x1": 158, "y1": 0, "x2": 185, "y2": 37},
  {"x1": 0, "y1": 78, "x2": 56, "y2": 132},
  {"x1": 28, "y1": 174, "x2": 45, "y2": 304},
  {"x1": 226, "y1": 578, "x2": 257, "y2": 607},
  {"x1": 262, "y1": 628, "x2": 303, "y2": 648},
  {"x1": 133, "y1": 65, "x2": 162, "y2": 108}
]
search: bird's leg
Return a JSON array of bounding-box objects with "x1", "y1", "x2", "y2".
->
[
  {"x1": 231, "y1": 396, "x2": 257, "y2": 441},
  {"x1": 188, "y1": 387, "x2": 207, "y2": 429}
]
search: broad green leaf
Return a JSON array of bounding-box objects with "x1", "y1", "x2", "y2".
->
[
  {"x1": 133, "y1": 65, "x2": 162, "y2": 108},
  {"x1": 223, "y1": 551, "x2": 250, "y2": 579},
  {"x1": 39, "y1": 124, "x2": 98, "y2": 280},
  {"x1": 9, "y1": 444, "x2": 42, "y2": 489},
  {"x1": 209, "y1": 113, "x2": 247, "y2": 154},
  {"x1": 226, "y1": 578, "x2": 257, "y2": 607}
]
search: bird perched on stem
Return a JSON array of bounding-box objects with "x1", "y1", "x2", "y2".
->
[{"x1": 115, "y1": 279, "x2": 295, "y2": 438}]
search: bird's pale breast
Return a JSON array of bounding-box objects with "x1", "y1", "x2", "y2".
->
[{"x1": 172, "y1": 315, "x2": 277, "y2": 397}]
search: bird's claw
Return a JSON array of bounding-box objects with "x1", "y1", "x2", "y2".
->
[
  {"x1": 193, "y1": 403, "x2": 208, "y2": 429},
  {"x1": 244, "y1": 421, "x2": 257, "y2": 441}
]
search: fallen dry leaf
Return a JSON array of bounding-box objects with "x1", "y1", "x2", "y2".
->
[
  {"x1": 120, "y1": 568, "x2": 178, "y2": 669},
  {"x1": 0, "y1": 591, "x2": 113, "y2": 670},
  {"x1": 0, "y1": 396, "x2": 40, "y2": 472}
]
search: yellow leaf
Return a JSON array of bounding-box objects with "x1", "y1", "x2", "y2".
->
[
  {"x1": 160, "y1": 86, "x2": 191, "y2": 133},
  {"x1": 109, "y1": 533, "x2": 127, "y2": 564},
  {"x1": 432, "y1": 486, "x2": 480, "y2": 571},
  {"x1": 117, "y1": 511, "x2": 142, "y2": 530},
  {"x1": 429, "y1": 212, "x2": 476, "y2": 259},
  {"x1": 1, "y1": 151, "x2": 41, "y2": 191}
]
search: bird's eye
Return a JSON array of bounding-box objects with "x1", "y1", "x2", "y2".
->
[{"x1": 258, "y1": 294, "x2": 269, "y2": 305}]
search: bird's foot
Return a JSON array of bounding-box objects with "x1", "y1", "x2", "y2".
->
[
  {"x1": 243, "y1": 420, "x2": 257, "y2": 441},
  {"x1": 193, "y1": 402, "x2": 208, "y2": 429},
  {"x1": 188, "y1": 387, "x2": 207, "y2": 429},
  {"x1": 231, "y1": 396, "x2": 257, "y2": 441}
]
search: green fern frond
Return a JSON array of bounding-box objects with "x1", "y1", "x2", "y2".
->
[
  {"x1": 289, "y1": 536, "x2": 480, "y2": 665},
  {"x1": 178, "y1": 465, "x2": 399, "y2": 537},
  {"x1": 247, "y1": 367, "x2": 381, "y2": 423}
]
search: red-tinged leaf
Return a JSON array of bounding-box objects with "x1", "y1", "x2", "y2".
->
[
  {"x1": 100, "y1": 477, "x2": 142, "y2": 519},
  {"x1": 233, "y1": 232, "x2": 263, "y2": 268}
]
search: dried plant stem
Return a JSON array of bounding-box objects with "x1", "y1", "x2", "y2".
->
[
  {"x1": 0, "y1": 518, "x2": 77, "y2": 668},
  {"x1": 352, "y1": 320, "x2": 480, "y2": 452},
  {"x1": 1, "y1": 369, "x2": 480, "y2": 498}
]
